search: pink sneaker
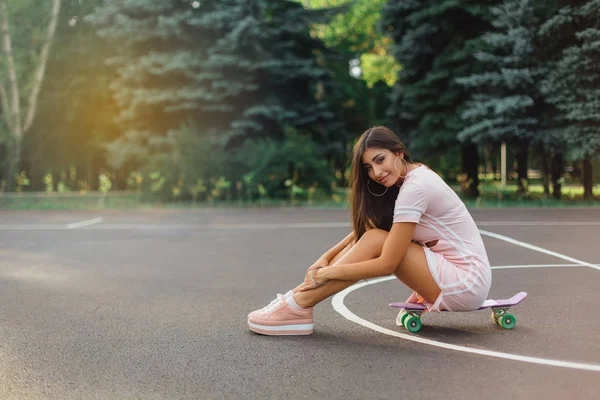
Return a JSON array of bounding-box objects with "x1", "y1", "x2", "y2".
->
[{"x1": 248, "y1": 293, "x2": 314, "y2": 335}]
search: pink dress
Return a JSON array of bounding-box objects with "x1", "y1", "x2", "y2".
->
[{"x1": 393, "y1": 165, "x2": 492, "y2": 312}]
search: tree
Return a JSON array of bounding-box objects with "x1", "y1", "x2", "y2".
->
[
  {"x1": 197, "y1": 0, "x2": 340, "y2": 148},
  {"x1": 85, "y1": 0, "x2": 217, "y2": 171},
  {"x1": 299, "y1": 0, "x2": 397, "y2": 179},
  {"x1": 21, "y1": 0, "x2": 118, "y2": 191},
  {"x1": 0, "y1": 0, "x2": 61, "y2": 191},
  {"x1": 86, "y1": 0, "x2": 341, "y2": 196},
  {"x1": 457, "y1": 0, "x2": 556, "y2": 197},
  {"x1": 540, "y1": 0, "x2": 600, "y2": 200},
  {"x1": 381, "y1": 0, "x2": 499, "y2": 198},
  {"x1": 299, "y1": 0, "x2": 400, "y2": 87}
]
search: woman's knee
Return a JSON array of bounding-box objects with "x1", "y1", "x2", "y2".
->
[
  {"x1": 361, "y1": 228, "x2": 388, "y2": 243},
  {"x1": 358, "y1": 228, "x2": 388, "y2": 253}
]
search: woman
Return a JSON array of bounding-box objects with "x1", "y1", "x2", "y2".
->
[{"x1": 247, "y1": 126, "x2": 492, "y2": 335}]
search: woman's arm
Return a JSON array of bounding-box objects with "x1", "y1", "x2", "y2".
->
[
  {"x1": 321, "y1": 231, "x2": 355, "y2": 263},
  {"x1": 316, "y1": 223, "x2": 416, "y2": 282}
]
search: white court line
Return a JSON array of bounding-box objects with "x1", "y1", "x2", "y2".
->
[
  {"x1": 332, "y1": 277, "x2": 600, "y2": 373},
  {"x1": 480, "y1": 229, "x2": 600, "y2": 272},
  {"x1": 492, "y1": 263, "x2": 589, "y2": 269},
  {"x1": 332, "y1": 234, "x2": 600, "y2": 372},
  {"x1": 0, "y1": 222, "x2": 351, "y2": 230},
  {"x1": 66, "y1": 217, "x2": 103, "y2": 229},
  {"x1": 1, "y1": 220, "x2": 600, "y2": 230},
  {"x1": 477, "y1": 221, "x2": 600, "y2": 226},
  {"x1": 0, "y1": 225, "x2": 68, "y2": 230}
]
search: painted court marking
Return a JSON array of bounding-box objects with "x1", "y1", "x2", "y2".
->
[
  {"x1": 0, "y1": 217, "x2": 598, "y2": 369},
  {"x1": 332, "y1": 277, "x2": 600, "y2": 372},
  {"x1": 477, "y1": 221, "x2": 600, "y2": 226},
  {"x1": 332, "y1": 232, "x2": 600, "y2": 373},
  {"x1": 479, "y1": 229, "x2": 600, "y2": 272},
  {"x1": 66, "y1": 217, "x2": 104, "y2": 229},
  {"x1": 2, "y1": 220, "x2": 600, "y2": 230}
]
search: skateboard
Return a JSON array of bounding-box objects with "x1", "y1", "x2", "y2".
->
[{"x1": 389, "y1": 292, "x2": 527, "y2": 333}]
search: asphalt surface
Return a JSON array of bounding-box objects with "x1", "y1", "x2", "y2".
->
[{"x1": 0, "y1": 207, "x2": 599, "y2": 399}]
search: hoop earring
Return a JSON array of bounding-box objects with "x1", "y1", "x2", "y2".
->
[
  {"x1": 367, "y1": 180, "x2": 388, "y2": 196},
  {"x1": 394, "y1": 156, "x2": 409, "y2": 179}
]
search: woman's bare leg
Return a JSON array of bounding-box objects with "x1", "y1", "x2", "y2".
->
[
  {"x1": 290, "y1": 240, "x2": 353, "y2": 294},
  {"x1": 393, "y1": 242, "x2": 441, "y2": 304},
  {"x1": 292, "y1": 229, "x2": 388, "y2": 308},
  {"x1": 292, "y1": 231, "x2": 442, "y2": 309}
]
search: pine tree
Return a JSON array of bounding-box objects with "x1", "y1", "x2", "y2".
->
[
  {"x1": 540, "y1": 0, "x2": 600, "y2": 199},
  {"x1": 196, "y1": 0, "x2": 339, "y2": 147},
  {"x1": 381, "y1": 0, "x2": 499, "y2": 198},
  {"x1": 86, "y1": 0, "x2": 338, "y2": 169},
  {"x1": 85, "y1": 0, "x2": 218, "y2": 168},
  {"x1": 457, "y1": 0, "x2": 556, "y2": 196}
]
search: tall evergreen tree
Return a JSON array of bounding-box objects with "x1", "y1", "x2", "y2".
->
[
  {"x1": 457, "y1": 0, "x2": 558, "y2": 196},
  {"x1": 86, "y1": 0, "x2": 339, "y2": 173},
  {"x1": 381, "y1": 0, "x2": 499, "y2": 198},
  {"x1": 540, "y1": 0, "x2": 600, "y2": 199},
  {"x1": 299, "y1": 0, "x2": 396, "y2": 177},
  {"x1": 196, "y1": 0, "x2": 339, "y2": 147},
  {"x1": 85, "y1": 0, "x2": 221, "y2": 170}
]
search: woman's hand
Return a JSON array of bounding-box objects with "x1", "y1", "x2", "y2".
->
[
  {"x1": 307, "y1": 255, "x2": 330, "y2": 273},
  {"x1": 298, "y1": 266, "x2": 329, "y2": 292}
]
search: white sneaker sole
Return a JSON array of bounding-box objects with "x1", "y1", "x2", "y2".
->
[{"x1": 248, "y1": 320, "x2": 313, "y2": 336}]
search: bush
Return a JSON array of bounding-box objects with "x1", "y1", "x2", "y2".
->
[{"x1": 232, "y1": 128, "x2": 336, "y2": 202}]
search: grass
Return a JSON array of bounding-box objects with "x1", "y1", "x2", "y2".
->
[{"x1": 1, "y1": 181, "x2": 599, "y2": 210}]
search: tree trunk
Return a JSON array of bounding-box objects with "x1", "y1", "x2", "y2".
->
[
  {"x1": 516, "y1": 141, "x2": 529, "y2": 196},
  {"x1": 1, "y1": 0, "x2": 61, "y2": 192},
  {"x1": 583, "y1": 157, "x2": 593, "y2": 200},
  {"x1": 551, "y1": 152, "x2": 563, "y2": 200},
  {"x1": 540, "y1": 147, "x2": 550, "y2": 198},
  {"x1": 461, "y1": 142, "x2": 479, "y2": 198},
  {"x1": 3, "y1": 139, "x2": 21, "y2": 192},
  {"x1": 0, "y1": 0, "x2": 21, "y2": 136},
  {"x1": 23, "y1": 0, "x2": 62, "y2": 133}
]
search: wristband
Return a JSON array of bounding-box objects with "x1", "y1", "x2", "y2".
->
[{"x1": 310, "y1": 266, "x2": 328, "y2": 287}]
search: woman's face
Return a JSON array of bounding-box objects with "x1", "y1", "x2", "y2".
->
[{"x1": 361, "y1": 147, "x2": 404, "y2": 187}]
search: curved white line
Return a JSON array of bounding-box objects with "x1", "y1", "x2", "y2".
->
[{"x1": 332, "y1": 276, "x2": 600, "y2": 372}]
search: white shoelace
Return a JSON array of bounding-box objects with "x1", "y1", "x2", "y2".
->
[{"x1": 261, "y1": 294, "x2": 284, "y2": 313}]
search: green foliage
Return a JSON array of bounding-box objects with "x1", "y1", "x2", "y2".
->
[
  {"x1": 0, "y1": 0, "x2": 54, "y2": 96},
  {"x1": 360, "y1": 53, "x2": 401, "y2": 88},
  {"x1": 299, "y1": 0, "x2": 400, "y2": 87},
  {"x1": 457, "y1": 0, "x2": 557, "y2": 149},
  {"x1": 197, "y1": 0, "x2": 339, "y2": 146},
  {"x1": 20, "y1": 0, "x2": 116, "y2": 190},
  {"x1": 98, "y1": 174, "x2": 112, "y2": 193},
  {"x1": 84, "y1": 0, "x2": 339, "y2": 192},
  {"x1": 381, "y1": 0, "x2": 497, "y2": 196},
  {"x1": 540, "y1": 0, "x2": 600, "y2": 158},
  {"x1": 234, "y1": 128, "x2": 335, "y2": 201},
  {"x1": 85, "y1": 0, "x2": 215, "y2": 140},
  {"x1": 135, "y1": 122, "x2": 228, "y2": 201},
  {"x1": 381, "y1": 0, "x2": 497, "y2": 156}
]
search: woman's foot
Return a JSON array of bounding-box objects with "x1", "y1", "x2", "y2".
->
[{"x1": 248, "y1": 291, "x2": 314, "y2": 335}]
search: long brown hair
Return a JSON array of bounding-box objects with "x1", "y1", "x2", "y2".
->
[{"x1": 350, "y1": 126, "x2": 413, "y2": 240}]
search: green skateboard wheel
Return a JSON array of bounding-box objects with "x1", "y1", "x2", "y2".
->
[
  {"x1": 400, "y1": 311, "x2": 409, "y2": 326},
  {"x1": 404, "y1": 315, "x2": 422, "y2": 333},
  {"x1": 498, "y1": 314, "x2": 516, "y2": 329}
]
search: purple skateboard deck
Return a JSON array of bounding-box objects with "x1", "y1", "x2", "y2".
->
[{"x1": 390, "y1": 292, "x2": 527, "y2": 311}]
